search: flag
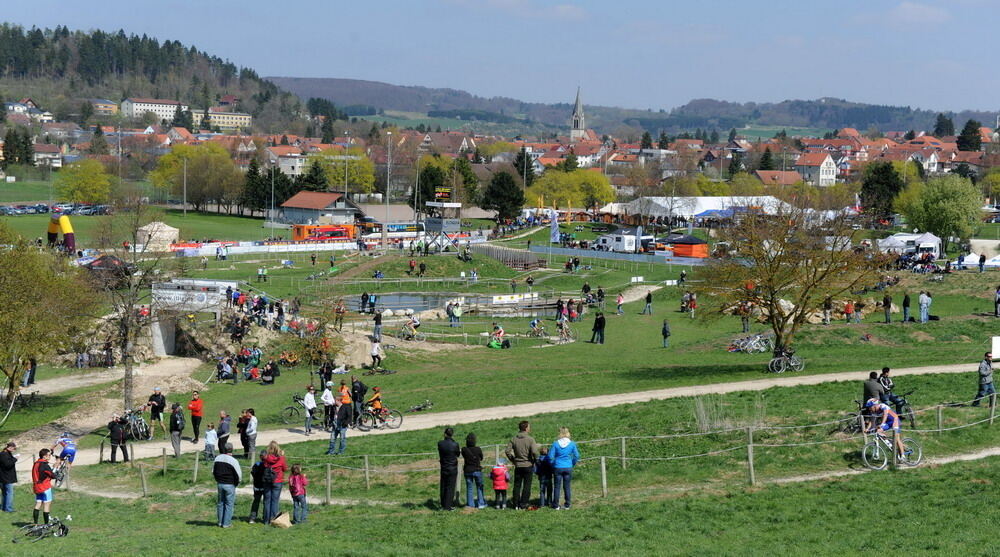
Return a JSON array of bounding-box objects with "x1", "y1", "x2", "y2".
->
[{"x1": 550, "y1": 212, "x2": 560, "y2": 243}]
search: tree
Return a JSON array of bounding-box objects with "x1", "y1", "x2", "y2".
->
[
  {"x1": 200, "y1": 109, "x2": 211, "y2": 131},
  {"x1": 411, "y1": 163, "x2": 446, "y2": 214},
  {"x1": 240, "y1": 158, "x2": 268, "y2": 215},
  {"x1": 529, "y1": 169, "x2": 613, "y2": 210},
  {"x1": 575, "y1": 170, "x2": 614, "y2": 211},
  {"x1": 903, "y1": 130, "x2": 915, "y2": 141},
  {"x1": 640, "y1": 131, "x2": 653, "y2": 150},
  {"x1": 860, "y1": 161, "x2": 904, "y2": 221},
  {"x1": 555, "y1": 153, "x2": 579, "y2": 172},
  {"x1": 758, "y1": 148, "x2": 775, "y2": 171},
  {"x1": 895, "y1": 174, "x2": 982, "y2": 252},
  {"x1": 952, "y1": 162, "x2": 977, "y2": 184},
  {"x1": 657, "y1": 132, "x2": 669, "y2": 150},
  {"x1": 512, "y1": 147, "x2": 535, "y2": 187},
  {"x1": 0, "y1": 222, "x2": 93, "y2": 417},
  {"x1": 480, "y1": 171, "x2": 524, "y2": 220},
  {"x1": 170, "y1": 105, "x2": 193, "y2": 131},
  {"x1": 55, "y1": 159, "x2": 113, "y2": 203},
  {"x1": 0, "y1": 94, "x2": 5, "y2": 122},
  {"x1": 321, "y1": 116, "x2": 335, "y2": 143},
  {"x1": 728, "y1": 128, "x2": 737, "y2": 142},
  {"x1": 148, "y1": 143, "x2": 243, "y2": 212},
  {"x1": 1, "y1": 128, "x2": 33, "y2": 168},
  {"x1": 79, "y1": 100, "x2": 94, "y2": 124},
  {"x1": 727, "y1": 152, "x2": 744, "y2": 178},
  {"x1": 709, "y1": 129, "x2": 720, "y2": 144},
  {"x1": 730, "y1": 172, "x2": 764, "y2": 195},
  {"x1": 957, "y1": 119, "x2": 983, "y2": 152},
  {"x1": 88, "y1": 126, "x2": 109, "y2": 155},
  {"x1": 695, "y1": 207, "x2": 886, "y2": 360},
  {"x1": 298, "y1": 160, "x2": 329, "y2": 192},
  {"x1": 933, "y1": 113, "x2": 955, "y2": 137},
  {"x1": 307, "y1": 147, "x2": 376, "y2": 194},
  {"x1": 452, "y1": 156, "x2": 479, "y2": 205}
]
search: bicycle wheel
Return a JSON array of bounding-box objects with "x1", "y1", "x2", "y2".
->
[
  {"x1": 53, "y1": 466, "x2": 66, "y2": 488},
  {"x1": 385, "y1": 409, "x2": 403, "y2": 429},
  {"x1": 413, "y1": 332, "x2": 426, "y2": 342},
  {"x1": 838, "y1": 413, "x2": 862, "y2": 434},
  {"x1": 281, "y1": 406, "x2": 300, "y2": 425},
  {"x1": 136, "y1": 418, "x2": 150, "y2": 440},
  {"x1": 13, "y1": 524, "x2": 46, "y2": 543},
  {"x1": 788, "y1": 355, "x2": 805, "y2": 372},
  {"x1": 900, "y1": 438, "x2": 923, "y2": 467},
  {"x1": 358, "y1": 412, "x2": 376, "y2": 432},
  {"x1": 767, "y1": 357, "x2": 787, "y2": 373},
  {"x1": 861, "y1": 441, "x2": 888, "y2": 470},
  {"x1": 362, "y1": 369, "x2": 375, "y2": 376}
]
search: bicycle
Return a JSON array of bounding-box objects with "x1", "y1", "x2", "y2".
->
[
  {"x1": 407, "y1": 400, "x2": 434, "y2": 412},
  {"x1": 554, "y1": 324, "x2": 575, "y2": 344},
  {"x1": 280, "y1": 394, "x2": 310, "y2": 425},
  {"x1": 397, "y1": 326, "x2": 426, "y2": 342},
  {"x1": 122, "y1": 408, "x2": 150, "y2": 441},
  {"x1": 52, "y1": 458, "x2": 70, "y2": 489},
  {"x1": 891, "y1": 390, "x2": 917, "y2": 429},
  {"x1": 357, "y1": 404, "x2": 403, "y2": 431},
  {"x1": 362, "y1": 367, "x2": 397, "y2": 376},
  {"x1": 12, "y1": 516, "x2": 70, "y2": 543},
  {"x1": 861, "y1": 430, "x2": 922, "y2": 470},
  {"x1": 526, "y1": 327, "x2": 547, "y2": 338},
  {"x1": 767, "y1": 347, "x2": 804, "y2": 373}
]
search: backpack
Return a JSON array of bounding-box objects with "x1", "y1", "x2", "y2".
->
[{"x1": 262, "y1": 463, "x2": 277, "y2": 485}]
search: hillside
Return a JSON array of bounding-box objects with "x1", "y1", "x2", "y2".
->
[
  {"x1": 0, "y1": 24, "x2": 303, "y2": 132},
  {"x1": 269, "y1": 76, "x2": 998, "y2": 136}
]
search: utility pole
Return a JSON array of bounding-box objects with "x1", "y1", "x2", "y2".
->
[
  {"x1": 270, "y1": 165, "x2": 275, "y2": 224},
  {"x1": 344, "y1": 130, "x2": 349, "y2": 201},
  {"x1": 384, "y1": 131, "x2": 392, "y2": 251},
  {"x1": 183, "y1": 157, "x2": 187, "y2": 217}
]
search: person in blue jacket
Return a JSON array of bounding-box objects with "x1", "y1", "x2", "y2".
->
[{"x1": 548, "y1": 427, "x2": 580, "y2": 510}]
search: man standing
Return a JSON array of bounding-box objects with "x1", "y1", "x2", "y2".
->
[
  {"x1": 169, "y1": 403, "x2": 185, "y2": 458},
  {"x1": 505, "y1": 420, "x2": 538, "y2": 509},
  {"x1": 31, "y1": 449, "x2": 55, "y2": 525},
  {"x1": 902, "y1": 292, "x2": 911, "y2": 323},
  {"x1": 217, "y1": 411, "x2": 231, "y2": 454},
  {"x1": 437, "y1": 427, "x2": 460, "y2": 511},
  {"x1": 212, "y1": 443, "x2": 241, "y2": 528},
  {"x1": 107, "y1": 414, "x2": 128, "y2": 463},
  {"x1": 373, "y1": 311, "x2": 382, "y2": 342},
  {"x1": 980, "y1": 253, "x2": 987, "y2": 273},
  {"x1": 918, "y1": 291, "x2": 930, "y2": 324},
  {"x1": 0, "y1": 441, "x2": 17, "y2": 513},
  {"x1": 147, "y1": 387, "x2": 166, "y2": 440},
  {"x1": 310, "y1": 252, "x2": 317, "y2": 266},
  {"x1": 590, "y1": 312, "x2": 606, "y2": 344},
  {"x1": 245, "y1": 409, "x2": 258, "y2": 459},
  {"x1": 661, "y1": 319, "x2": 671, "y2": 348},
  {"x1": 822, "y1": 297, "x2": 832, "y2": 326},
  {"x1": 641, "y1": 291, "x2": 653, "y2": 315},
  {"x1": 188, "y1": 391, "x2": 204, "y2": 444},
  {"x1": 882, "y1": 293, "x2": 892, "y2": 324},
  {"x1": 303, "y1": 386, "x2": 317, "y2": 435},
  {"x1": 351, "y1": 376, "x2": 368, "y2": 427},
  {"x1": 326, "y1": 400, "x2": 350, "y2": 455},
  {"x1": 321, "y1": 382, "x2": 336, "y2": 431},
  {"x1": 972, "y1": 352, "x2": 995, "y2": 407},
  {"x1": 994, "y1": 286, "x2": 1000, "y2": 318}
]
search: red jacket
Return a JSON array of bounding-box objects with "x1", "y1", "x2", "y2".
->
[
  {"x1": 31, "y1": 458, "x2": 54, "y2": 494},
  {"x1": 289, "y1": 473, "x2": 309, "y2": 496},
  {"x1": 188, "y1": 398, "x2": 203, "y2": 418},
  {"x1": 262, "y1": 454, "x2": 288, "y2": 484},
  {"x1": 489, "y1": 465, "x2": 509, "y2": 490}
]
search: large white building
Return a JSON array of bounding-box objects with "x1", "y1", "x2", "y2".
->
[{"x1": 121, "y1": 98, "x2": 188, "y2": 121}]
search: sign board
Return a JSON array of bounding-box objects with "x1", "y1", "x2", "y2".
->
[
  {"x1": 426, "y1": 201, "x2": 462, "y2": 208},
  {"x1": 151, "y1": 279, "x2": 239, "y2": 312},
  {"x1": 630, "y1": 276, "x2": 645, "y2": 283},
  {"x1": 434, "y1": 186, "x2": 452, "y2": 201},
  {"x1": 491, "y1": 293, "x2": 539, "y2": 305},
  {"x1": 425, "y1": 218, "x2": 461, "y2": 233},
  {"x1": 993, "y1": 336, "x2": 1000, "y2": 359}
]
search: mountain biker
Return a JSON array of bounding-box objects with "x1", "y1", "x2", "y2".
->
[
  {"x1": 51, "y1": 433, "x2": 76, "y2": 472},
  {"x1": 878, "y1": 367, "x2": 905, "y2": 414},
  {"x1": 865, "y1": 399, "x2": 908, "y2": 457},
  {"x1": 366, "y1": 387, "x2": 385, "y2": 417},
  {"x1": 491, "y1": 323, "x2": 505, "y2": 341},
  {"x1": 529, "y1": 318, "x2": 544, "y2": 335},
  {"x1": 405, "y1": 315, "x2": 421, "y2": 338}
]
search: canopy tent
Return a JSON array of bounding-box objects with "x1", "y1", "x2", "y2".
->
[
  {"x1": 621, "y1": 196, "x2": 792, "y2": 219},
  {"x1": 876, "y1": 232, "x2": 942, "y2": 255},
  {"x1": 666, "y1": 234, "x2": 708, "y2": 258},
  {"x1": 137, "y1": 221, "x2": 180, "y2": 251}
]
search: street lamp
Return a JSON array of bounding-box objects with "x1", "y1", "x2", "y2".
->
[
  {"x1": 385, "y1": 131, "x2": 392, "y2": 251},
  {"x1": 344, "y1": 130, "x2": 349, "y2": 200}
]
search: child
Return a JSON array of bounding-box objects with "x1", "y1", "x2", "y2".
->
[
  {"x1": 204, "y1": 423, "x2": 218, "y2": 460},
  {"x1": 536, "y1": 447, "x2": 554, "y2": 508},
  {"x1": 489, "y1": 459, "x2": 510, "y2": 509},
  {"x1": 289, "y1": 464, "x2": 309, "y2": 524}
]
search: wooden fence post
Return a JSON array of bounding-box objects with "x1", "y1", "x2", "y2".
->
[
  {"x1": 936, "y1": 405, "x2": 943, "y2": 433},
  {"x1": 364, "y1": 455, "x2": 371, "y2": 490},
  {"x1": 161, "y1": 448, "x2": 167, "y2": 476},
  {"x1": 326, "y1": 463, "x2": 332, "y2": 506},
  {"x1": 746, "y1": 427, "x2": 756, "y2": 486},
  {"x1": 494, "y1": 445, "x2": 500, "y2": 463},
  {"x1": 139, "y1": 464, "x2": 149, "y2": 497},
  {"x1": 600, "y1": 456, "x2": 608, "y2": 497},
  {"x1": 192, "y1": 450, "x2": 200, "y2": 484},
  {"x1": 129, "y1": 443, "x2": 135, "y2": 469},
  {"x1": 620, "y1": 437, "x2": 627, "y2": 470},
  {"x1": 99, "y1": 441, "x2": 105, "y2": 464},
  {"x1": 991, "y1": 393, "x2": 997, "y2": 426}
]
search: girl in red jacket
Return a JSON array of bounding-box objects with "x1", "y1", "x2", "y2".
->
[
  {"x1": 289, "y1": 464, "x2": 309, "y2": 524},
  {"x1": 489, "y1": 459, "x2": 510, "y2": 509}
]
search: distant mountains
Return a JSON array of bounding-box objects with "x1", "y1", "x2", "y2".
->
[{"x1": 269, "y1": 76, "x2": 999, "y2": 136}]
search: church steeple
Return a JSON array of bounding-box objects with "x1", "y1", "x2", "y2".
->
[{"x1": 570, "y1": 87, "x2": 586, "y2": 142}]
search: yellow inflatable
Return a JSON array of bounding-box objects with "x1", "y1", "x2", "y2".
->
[{"x1": 47, "y1": 214, "x2": 75, "y2": 252}]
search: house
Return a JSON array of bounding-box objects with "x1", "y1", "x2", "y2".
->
[
  {"x1": 266, "y1": 146, "x2": 307, "y2": 176},
  {"x1": 754, "y1": 170, "x2": 802, "y2": 186},
  {"x1": 218, "y1": 95, "x2": 240, "y2": 107},
  {"x1": 794, "y1": 152, "x2": 836, "y2": 186},
  {"x1": 42, "y1": 122, "x2": 82, "y2": 141},
  {"x1": 33, "y1": 144, "x2": 63, "y2": 168},
  {"x1": 120, "y1": 98, "x2": 188, "y2": 121},
  {"x1": 191, "y1": 107, "x2": 252, "y2": 132},
  {"x1": 167, "y1": 127, "x2": 195, "y2": 143},
  {"x1": 89, "y1": 99, "x2": 118, "y2": 115},
  {"x1": 278, "y1": 191, "x2": 363, "y2": 225}
]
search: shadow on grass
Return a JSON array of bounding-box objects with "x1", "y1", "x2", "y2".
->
[
  {"x1": 184, "y1": 520, "x2": 219, "y2": 527},
  {"x1": 400, "y1": 498, "x2": 439, "y2": 511}
]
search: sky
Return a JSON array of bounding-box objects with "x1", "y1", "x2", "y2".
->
[{"x1": 6, "y1": 0, "x2": 997, "y2": 112}]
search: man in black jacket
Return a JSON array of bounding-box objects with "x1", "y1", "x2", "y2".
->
[
  {"x1": 590, "y1": 312, "x2": 606, "y2": 344},
  {"x1": 212, "y1": 443, "x2": 241, "y2": 528},
  {"x1": 248, "y1": 453, "x2": 266, "y2": 523},
  {"x1": 147, "y1": 387, "x2": 166, "y2": 440},
  {"x1": 169, "y1": 403, "x2": 185, "y2": 458},
  {"x1": 351, "y1": 376, "x2": 368, "y2": 426},
  {"x1": 0, "y1": 441, "x2": 17, "y2": 513},
  {"x1": 107, "y1": 415, "x2": 129, "y2": 463},
  {"x1": 437, "y1": 428, "x2": 460, "y2": 511}
]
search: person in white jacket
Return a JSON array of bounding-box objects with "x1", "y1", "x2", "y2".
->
[
  {"x1": 303, "y1": 386, "x2": 317, "y2": 435},
  {"x1": 321, "y1": 381, "x2": 336, "y2": 431}
]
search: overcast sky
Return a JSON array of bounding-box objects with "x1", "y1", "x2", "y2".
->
[{"x1": 7, "y1": 0, "x2": 995, "y2": 112}]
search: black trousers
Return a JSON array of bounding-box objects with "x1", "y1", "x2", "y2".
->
[
  {"x1": 218, "y1": 435, "x2": 230, "y2": 454},
  {"x1": 514, "y1": 466, "x2": 533, "y2": 508},
  {"x1": 440, "y1": 468, "x2": 458, "y2": 510},
  {"x1": 191, "y1": 416, "x2": 202, "y2": 441},
  {"x1": 110, "y1": 443, "x2": 129, "y2": 463},
  {"x1": 250, "y1": 488, "x2": 265, "y2": 520}
]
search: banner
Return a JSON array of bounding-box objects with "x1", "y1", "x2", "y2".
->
[{"x1": 550, "y1": 215, "x2": 560, "y2": 243}]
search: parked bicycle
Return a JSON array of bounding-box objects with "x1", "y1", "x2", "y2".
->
[
  {"x1": 10, "y1": 390, "x2": 43, "y2": 412},
  {"x1": 727, "y1": 334, "x2": 773, "y2": 354},
  {"x1": 12, "y1": 516, "x2": 70, "y2": 543},
  {"x1": 890, "y1": 390, "x2": 917, "y2": 429},
  {"x1": 357, "y1": 403, "x2": 403, "y2": 431},
  {"x1": 861, "y1": 430, "x2": 922, "y2": 470},
  {"x1": 122, "y1": 407, "x2": 150, "y2": 441},
  {"x1": 767, "y1": 347, "x2": 804, "y2": 373},
  {"x1": 362, "y1": 367, "x2": 397, "y2": 376},
  {"x1": 280, "y1": 394, "x2": 310, "y2": 425},
  {"x1": 407, "y1": 400, "x2": 434, "y2": 413}
]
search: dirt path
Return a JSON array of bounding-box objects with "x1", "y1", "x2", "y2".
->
[{"x1": 16, "y1": 360, "x2": 978, "y2": 474}]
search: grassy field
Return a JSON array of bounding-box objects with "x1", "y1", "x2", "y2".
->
[{"x1": 740, "y1": 125, "x2": 832, "y2": 139}]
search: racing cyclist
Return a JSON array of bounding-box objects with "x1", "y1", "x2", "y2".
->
[
  {"x1": 51, "y1": 432, "x2": 77, "y2": 473},
  {"x1": 529, "y1": 318, "x2": 545, "y2": 336},
  {"x1": 865, "y1": 399, "x2": 909, "y2": 459},
  {"x1": 405, "y1": 315, "x2": 421, "y2": 339}
]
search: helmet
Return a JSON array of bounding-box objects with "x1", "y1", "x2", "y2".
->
[
  {"x1": 326, "y1": 381, "x2": 333, "y2": 387},
  {"x1": 62, "y1": 431, "x2": 72, "y2": 438},
  {"x1": 864, "y1": 399, "x2": 877, "y2": 408}
]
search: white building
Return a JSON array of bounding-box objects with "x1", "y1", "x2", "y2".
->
[
  {"x1": 794, "y1": 152, "x2": 837, "y2": 187},
  {"x1": 120, "y1": 98, "x2": 189, "y2": 121}
]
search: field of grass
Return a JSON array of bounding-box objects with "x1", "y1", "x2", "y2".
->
[
  {"x1": 0, "y1": 179, "x2": 53, "y2": 203},
  {"x1": 740, "y1": 125, "x2": 832, "y2": 139}
]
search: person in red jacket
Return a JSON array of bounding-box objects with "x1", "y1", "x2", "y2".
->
[
  {"x1": 489, "y1": 459, "x2": 511, "y2": 509},
  {"x1": 31, "y1": 449, "x2": 56, "y2": 525},
  {"x1": 188, "y1": 391, "x2": 204, "y2": 444},
  {"x1": 261, "y1": 441, "x2": 288, "y2": 525}
]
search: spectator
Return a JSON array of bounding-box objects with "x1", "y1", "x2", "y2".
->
[
  {"x1": 616, "y1": 292, "x2": 624, "y2": 315},
  {"x1": 188, "y1": 391, "x2": 204, "y2": 444},
  {"x1": 0, "y1": 441, "x2": 17, "y2": 513},
  {"x1": 373, "y1": 311, "x2": 382, "y2": 341},
  {"x1": 853, "y1": 300, "x2": 864, "y2": 324},
  {"x1": 212, "y1": 443, "x2": 241, "y2": 528},
  {"x1": 902, "y1": 292, "x2": 911, "y2": 323},
  {"x1": 641, "y1": 291, "x2": 653, "y2": 315},
  {"x1": 918, "y1": 291, "x2": 931, "y2": 323},
  {"x1": 548, "y1": 427, "x2": 580, "y2": 510},
  {"x1": 169, "y1": 403, "x2": 185, "y2": 458},
  {"x1": 107, "y1": 414, "x2": 129, "y2": 463},
  {"x1": 248, "y1": 452, "x2": 267, "y2": 523},
  {"x1": 20, "y1": 358, "x2": 37, "y2": 387},
  {"x1": 419, "y1": 262, "x2": 426, "y2": 277},
  {"x1": 822, "y1": 297, "x2": 833, "y2": 326},
  {"x1": 994, "y1": 286, "x2": 1000, "y2": 318},
  {"x1": 863, "y1": 371, "x2": 884, "y2": 402},
  {"x1": 204, "y1": 424, "x2": 218, "y2": 460},
  {"x1": 510, "y1": 278, "x2": 517, "y2": 293},
  {"x1": 303, "y1": 386, "x2": 317, "y2": 435},
  {"x1": 217, "y1": 411, "x2": 232, "y2": 454},
  {"x1": 590, "y1": 312, "x2": 606, "y2": 344},
  {"x1": 147, "y1": 387, "x2": 166, "y2": 440},
  {"x1": 326, "y1": 400, "x2": 350, "y2": 455},
  {"x1": 536, "y1": 446, "x2": 554, "y2": 509},
  {"x1": 504, "y1": 420, "x2": 538, "y2": 510},
  {"x1": 438, "y1": 427, "x2": 460, "y2": 511},
  {"x1": 321, "y1": 381, "x2": 336, "y2": 431},
  {"x1": 878, "y1": 367, "x2": 904, "y2": 414},
  {"x1": 661, "y1": 319, "x2": 671, "y2": 348},
  {"x1": 461, "y1": 433, "x2": 486, "y2": 509},
  {"x1": 972, "y1": 352, "x2": 995, "y2": 407},
  {"x1": 310, "y1": 253, "x2": 317, "y2": 266},
  {"x1": 289, "y1": 464, "x2": 309, "y2": 524},
  {"x1": 262, "y1": 441, "x2": 289, "y2": 525},
  {"x1": 844, "y1": 300, "x2": 854, "y2": 324},
  {"x1": 980, "y1": 253, "x2": 987, "y2": 273},
  {"x1": 490, "y1": 459, "x2": 510, "y2": 509},
  {"x1": 237, "y1": 410, "x2": 250, "y2": 456},
  {"x1": 370, "y1": 339, "x2": 383, "y2": 369},
  {"x1": 31, "y1": 449, "x2": 55, "y2": 525},
  {"x1": 452, "y1": 302, "x2": 463, "y2": 327},
  {"x1": 883, "y1": 294, "x2": 892, "y2": 324},
  {"x1": 329, "y1": 254, "x2": 336, "y2": 268},
  {"x1": 351, "y1": 376, "x2": 368, "y2": 427},
  {"x1": 245, "y1": 409, "x2": 258, "y2": 459}
]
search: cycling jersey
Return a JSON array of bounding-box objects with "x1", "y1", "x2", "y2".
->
[
  {"x1": 529, "y1": 319, "x2": 541, "y2": 329},
  {"x1": 367, "y1": 392, "x2": 383, "y2": 410},
  {"x1": 55, "y1": 437, "x2": 76, "y2": 459},
  {"x1": 409, "y1": 318, "x2": 420, "y2": 328},
  {"x1": 872, "y1": 403, "x2": 900, "y2": 431}
]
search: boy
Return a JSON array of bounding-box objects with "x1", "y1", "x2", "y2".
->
[
  {"x1": 31, "y1": 449, "x2": 55, "y2": 525},
  {"x1": 204, "y1": 423, "x2": 218, "y2": 460}
]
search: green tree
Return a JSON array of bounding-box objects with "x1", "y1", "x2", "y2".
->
[
  {"x1": 321, "y1": 117, "x2": 335, "y2": 143},
  {"x1": 298, "y1": 160, "x2": 330, "y2": 192},
  {"x1": 555, "y1": 153, "x2": 578, "y2": 172},
  {"x1": 640, "y1": 131, "x2": 653, "y2": 150},
  {"x1": 307, "y1": 147, "x2": 376, "y2": 194},
  {"x1": 411, "y1": 163, "x2": 446, "y2": 213},
  {"x1": 55, "y1": 159, "x2": 113, "y2": 203},
  {"x1": 952, "y1": 162, "x2": 977, "y2": 184},
  {"x1": 170, "y1": 105, "x2": 193, "y2": 131},
  {"x1": 88, "y1": 126, "x2": 109, "y2": 155},
  {"x1": 933, "y1": 113, "x2": 955, "y2": 137},
  {"x1": 758, "y1": 148, "x2": 775, "y2": 171},
  {"x1": 79, "y1": 100, "x2": 94, "y2": 124},
  {"x1": 957, "y1": 119, "x2": 983, "y2": 152},
  {"x1": 895, "y1": 174, "x2": 981, "y2": 251},
  {"x1": 657, "y1": 132, "x2": 669, "y2": 150},
  {"x1": 480, "y1": 171, "x2": 524, "y2": 220},
  {"x1": 903, "y1": 130, "x2": 915, "y2": 141},
  {"x1": 240, "y1": 158, "x2": 268, "y2": 215},
  {"x1": 148, "y1": 143, "x2": 242, "y2": 212},
  {"x1": 730, "y1": 172, "x2": 764, "y2": 195},
  {"x1": 860, "y1": 161, "x2": 904, "y2": 221},
  {"x1": 2, "y1": 127, "x2": 33, "y2": 168},
  {"x1": 0, "y1": 94, "x2": 5, "y2": 122},
  {"x1": 452, "y1": 156, "x2": 479, "y2": 204},
  {"x1": 728, "y1": 128, "x2": 737, "y2": 142},
  {"x1": 727, "y1": 152, "x2": 744, "y2": 178},
  {"x1": 575, "y1": 170, "x2": 614, "y2": 210},
  {"x1": 709, "y1": 129, "x2": 719, "y2": 143},
  {"x1": 512, "y1": 147, "x2": 535, "y2": 187}
]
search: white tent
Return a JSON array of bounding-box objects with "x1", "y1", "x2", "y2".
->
[
  {"x1": 621, "y1": 196, "x2": 793, "y2": 219},
  {"x1": 876, "y1": 232, "x2": 942, "y2": 258},
  {"x1": 137, "y1": 221, "x2": 180, "y2": 251}
]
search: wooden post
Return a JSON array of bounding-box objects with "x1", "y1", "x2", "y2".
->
[
  {"x1": 746, "y1": 427, "x2": 756, "y2": 486},
  {"x1": 991, "y1": 393, "x2": 997, "y2": 425},
  {"x1": 936, "y1": 405, "x2": 943, "y2": 433},
  {"x1": 600, "y1": 456, "x2": 608, "y2": 497},
  {"x1": 325, "y1": 463, "x2": 332, "y2": 506},
  {"x1": 192, "y1": 450, "x2": 200, "y2": 484},
  {"x1": 494, "y1": 445, "x2": 500, "y2": 463},
  {"x1": 364, "y1": 455, "x2": 371, "y2": 490},
  {"x1": 162, "y1": 448, "x2": 167, "y2": 476},
  {"x1": 99, "y1": 441, "x2": 105, "y2": 464},
  {"x1": 620, "y1": 437, "x2": 627, "y2": 470},
  {"x1": 139, "y1": 464, "x2": 149, "y2": 497},
  {"x1": 129, "y1": 443, "x2": 135, "y2": 469}
]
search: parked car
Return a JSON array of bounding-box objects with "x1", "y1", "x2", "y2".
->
[{"x1": 33, "y1": 204, "x2": 49, "y2": 213}]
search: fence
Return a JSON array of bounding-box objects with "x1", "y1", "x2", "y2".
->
[
  {"x1": 90, "y1": 394, "x2": 999, "y2": 503},
  {"x1": 530, "y1": 245, "x2": 708, "y2": 267}
]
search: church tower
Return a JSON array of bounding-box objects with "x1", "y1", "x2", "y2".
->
[{"x1": 570, "y1": 87, "x2": 586, "y2": 142}]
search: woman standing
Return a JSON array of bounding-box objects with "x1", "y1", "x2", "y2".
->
[
  {"x1": 461, "y1": 433, "x2": 486, "y2": 509},
  {"x1": 261, "y1": 441, "x2": 288, "y2": 525},
  {"x1": 548, "y1": 427, "x2": 580, "y2": 510}
]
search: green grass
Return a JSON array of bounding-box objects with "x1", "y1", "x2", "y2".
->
[
  {"x1": 0, "y1": 179, "x2": 53, "y2": 203},
  {"x1": 1, "y1": 383, "x2": 107, "y2": 438}
]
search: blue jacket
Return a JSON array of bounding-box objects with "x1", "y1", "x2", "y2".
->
[{"x1": 548, "y1": 438, "x2": 579, "y2": 469}]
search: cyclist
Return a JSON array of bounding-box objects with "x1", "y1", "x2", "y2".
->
[
  {"x1": 405, "y1": 315, "x2": 421, "y2": 339},
  {"x1": 529, "y1": 318, "x2": 544, "y2": 336},
  {"x1": 491, "y1": 323, "x2": 505, "y2": 342},
  {"x1": 51, "y1": 432, "x2": 76, "y2": 473},
  {"x1": 865, "y1": 399, "x2": 908, "y2": 458},
  {"x1": 366, "y1": 387, "x2": 386, "y2": 420},
  {"x1": 31, "y1": 449, "x2": 55, "y2": 525}
]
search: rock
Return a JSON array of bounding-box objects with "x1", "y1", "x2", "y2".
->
[
  {"x1": 404, "y1": 308, "x2": 415, "y2": 316},
  {"x1": 381, "y1": 309, "x2": 394, "y2": 318}
]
